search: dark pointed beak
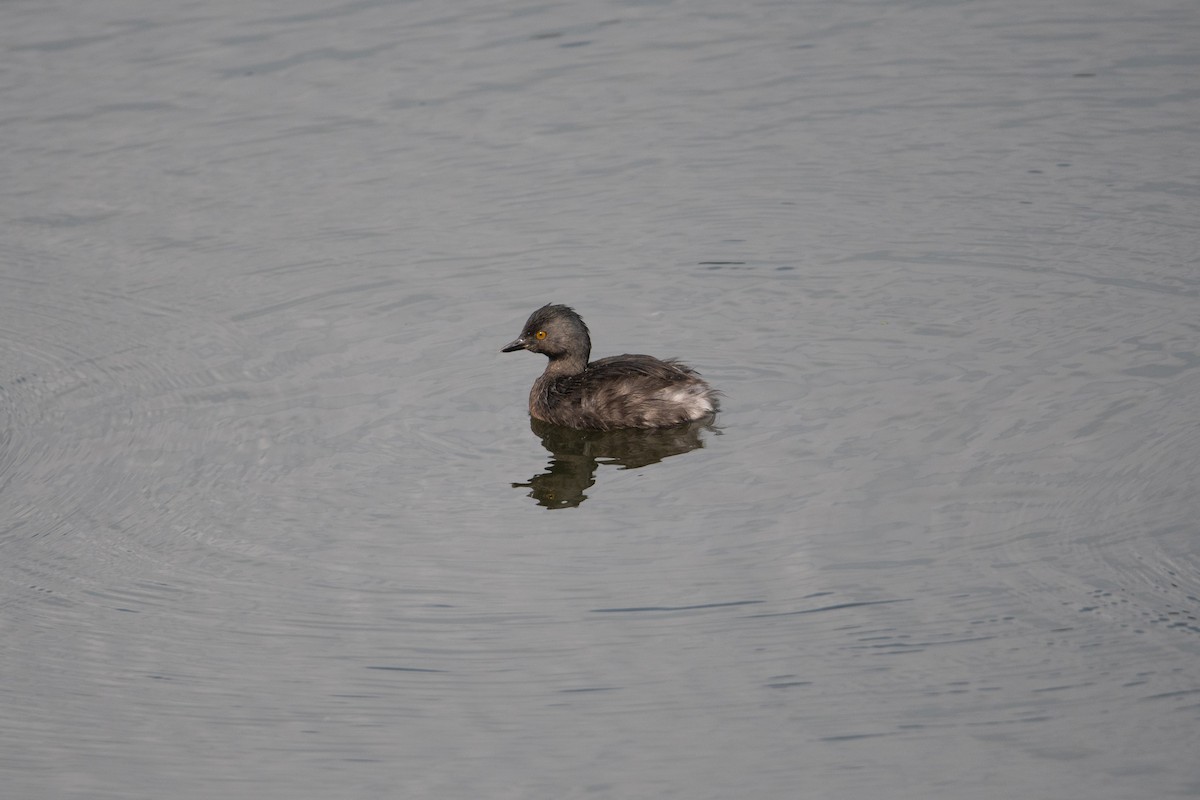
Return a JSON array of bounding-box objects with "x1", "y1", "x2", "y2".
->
[{"x1": 501, "y1": 337, "x2": 527, "y2": 353}]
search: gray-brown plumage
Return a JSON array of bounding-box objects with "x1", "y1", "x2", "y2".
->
[{"x1": 501, "y1": 304, "x2": 719, "y2": 430}]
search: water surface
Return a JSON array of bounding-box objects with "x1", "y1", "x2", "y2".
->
[{"x1": 2, "y1": 0, "x2": 1198, "y2": 798}]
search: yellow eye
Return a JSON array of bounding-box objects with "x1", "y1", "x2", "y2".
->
[{"x1": 535, "y1": 330, "x2": 547, "y2": 340}]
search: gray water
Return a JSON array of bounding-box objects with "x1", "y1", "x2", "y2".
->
[{"x1": 2, "y1": 0, "x2": 1198, "y2": 797}]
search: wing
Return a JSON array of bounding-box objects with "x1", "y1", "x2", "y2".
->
[{"x1": 538, "y1": 355, "x2": 716, "y2": 430}]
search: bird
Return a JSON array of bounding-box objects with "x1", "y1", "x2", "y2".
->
[{"x1": 501, "y1": 304, "x2": 719, "y2": 430}]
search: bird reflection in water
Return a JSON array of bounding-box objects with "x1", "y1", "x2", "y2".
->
[{"x1": 513, "y1": 417, "x2": 717, "y2": 509}]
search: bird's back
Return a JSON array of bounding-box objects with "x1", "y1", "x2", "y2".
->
[{"x1": 531, "y1": 354, "x2": 718, "y2": 430}]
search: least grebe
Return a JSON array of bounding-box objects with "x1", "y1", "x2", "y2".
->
[{"x1": 501, "y1": 304, "x2": 719, "y2": 430}]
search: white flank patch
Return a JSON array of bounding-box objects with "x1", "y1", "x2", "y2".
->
[{"x1": 658, "y1": 386, "x2": 713, "y2": 418}]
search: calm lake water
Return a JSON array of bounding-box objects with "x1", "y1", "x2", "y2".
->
[{"x1": 2, "y1": 0, "x2": 1198, "y2": 798}]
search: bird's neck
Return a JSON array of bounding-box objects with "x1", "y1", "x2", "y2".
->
[{"x1": 542, "y1": 353, "x2": 588, "y2": 378}]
